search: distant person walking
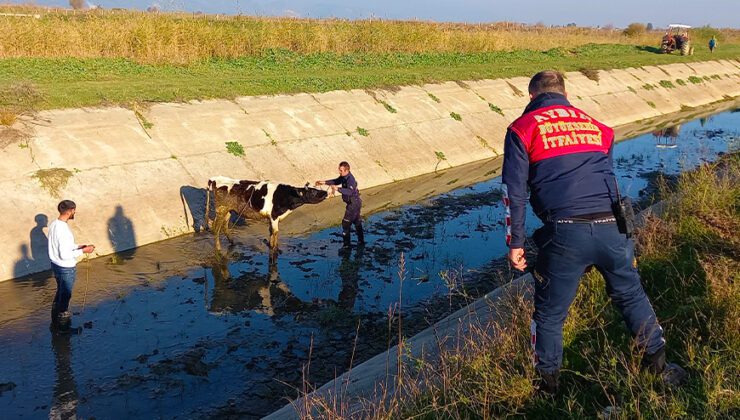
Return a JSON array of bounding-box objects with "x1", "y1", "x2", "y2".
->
[
  {"x1": 708, "y1": 36, "x2": 717, "y2": 53},
  {"x1": 315, "y1": 161, "x2": 364, "y2": 248},
  {"x1": 48, "y1": 200, "x2": 95, "y2": 331}
]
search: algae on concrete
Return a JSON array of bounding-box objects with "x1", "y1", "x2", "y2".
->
[{"x1": 32, "y1": 168, "x2": 74, "y2": 198}]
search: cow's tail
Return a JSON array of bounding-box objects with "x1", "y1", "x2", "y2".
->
[{"x1": 205, "y1": 178, "x2": 215, "y2": 231}]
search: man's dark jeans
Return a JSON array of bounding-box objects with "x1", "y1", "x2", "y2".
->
[
  {"x1": 532, "y1": 221, "x2": 665, "y2": 373},
  {"x1": 51, "y1": 263, "x2": 77, "y2": 318}
]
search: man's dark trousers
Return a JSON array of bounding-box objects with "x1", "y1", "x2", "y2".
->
[
  {"x1": 342, "y1": 197, "x2": 364, "y2": 246},
  {"x1": 532, "y1": 220, "x2": 665, "y2": 373}
]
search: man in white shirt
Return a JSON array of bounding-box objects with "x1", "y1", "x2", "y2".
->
[{"x1": 48, "y1": 200, "x2": 95, "y2": 331}]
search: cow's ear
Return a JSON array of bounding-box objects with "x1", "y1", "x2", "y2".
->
[{"x1": 304, "y1": 182, "x2": 310, "y2": 188}]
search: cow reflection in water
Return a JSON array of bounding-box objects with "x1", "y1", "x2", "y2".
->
[
  {"x1": 653, "y1": 124, "x2": 681, "y2": 148},
  {"x1": 208, "y1": 254, "x2": 303, "y2": 316}
]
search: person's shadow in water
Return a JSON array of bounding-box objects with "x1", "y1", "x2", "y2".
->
[
  {"x1": 12, "y1": 244, "x2": 34, "y2": 279},
  {"x1": 107, "y1": 205, "x2": 136, "y2": 261},
  {"x1": 50, "y1": 333, "x2": 78, "y2": 419},
  {"x1": 337, "y1": 245, "x2": 365, "y2": 311}
]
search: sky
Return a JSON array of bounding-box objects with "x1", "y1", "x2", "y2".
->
[{"x1": 6, "y1": 0, "x2": 740, "y2": 28}]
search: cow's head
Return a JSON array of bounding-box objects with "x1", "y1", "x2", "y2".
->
[{"x1": 300, "y1": 183, "x2": 328, "y2": 204}]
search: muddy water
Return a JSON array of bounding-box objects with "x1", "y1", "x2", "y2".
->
[{"x1": 1, "y1": 106, "x2": 738, "y2": 419}]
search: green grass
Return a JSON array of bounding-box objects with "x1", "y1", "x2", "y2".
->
[
  {"x1": 659, "y1": 79, "x2": 676, "y2": 89},
  {"x1": 449, "y1": 111, "x2": 462, "y2": 121},
  {"x1": 1, "y1": 44, "x2": 738, "y2": 110}
]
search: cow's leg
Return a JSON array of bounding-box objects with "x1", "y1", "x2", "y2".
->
[
  {"x1": 204, "y1": 188, "x2": 212, "y2": 231},
  {"x1": 269, "y1": 219, "x2": 280, "y2": 254},
  {"x1": 212, "y1": 207, "x2": 230, "y2": 253},
  {"x1": 224, "y1": 219, "x2": 235, "y2": 245},
  {"x1": 218, "y1": 209, "x2": 237, "y2": 246},
  {"x1": 258, "y1": 286, "x2": 274, "y2": 317}
]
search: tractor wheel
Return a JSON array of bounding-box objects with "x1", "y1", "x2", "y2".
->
[{"x1": 680, "y1": 41, "x2": 691, "y2": 56}]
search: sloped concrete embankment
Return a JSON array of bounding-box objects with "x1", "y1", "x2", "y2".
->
[{"x1": 2, "y1": 60, "x2": 739, "y2": 281}]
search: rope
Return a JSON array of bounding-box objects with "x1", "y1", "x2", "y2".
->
[{"x1": 80, "y1": 254, "x2": 91, "y2": 313}]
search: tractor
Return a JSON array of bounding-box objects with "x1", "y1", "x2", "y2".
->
[{"x1": 661, "y1": 24, "x2": 694, "y2": 55}]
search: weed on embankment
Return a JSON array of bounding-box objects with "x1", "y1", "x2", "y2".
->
[{"x1": 298, "y1": 154, "x2": 740, "y2": 418}]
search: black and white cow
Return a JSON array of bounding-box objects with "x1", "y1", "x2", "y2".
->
[{"x1": 206, "y1": 176, "x2": 328, "y2": 252}]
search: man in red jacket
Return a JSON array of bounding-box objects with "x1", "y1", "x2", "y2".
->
[{"x1": 501, "y1": 70, "x2": 685, "y2": 394}]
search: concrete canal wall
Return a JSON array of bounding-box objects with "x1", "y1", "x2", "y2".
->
[{"x1": 2, "y1": 59, "x2": 739, "y2": 282}]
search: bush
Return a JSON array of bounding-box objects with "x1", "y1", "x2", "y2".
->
[{"x1": 623, "y1": 23, "x2": 647, "y2": 37}]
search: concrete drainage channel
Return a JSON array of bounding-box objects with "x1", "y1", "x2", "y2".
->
[{"x1": 0, "y1": 103, "x2": 737, "y2": 418}]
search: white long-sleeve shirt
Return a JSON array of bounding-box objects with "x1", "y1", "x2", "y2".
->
[{"x1": 48, "y1": 219, "x2": 83, "y2": 268}]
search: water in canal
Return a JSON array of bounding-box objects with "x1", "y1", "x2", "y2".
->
[{"x1": 1, "y1": 105, "x2": 737, "y2": 418}]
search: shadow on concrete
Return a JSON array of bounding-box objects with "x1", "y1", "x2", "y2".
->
[
  {"x1": 107, "y1": 205, "x2": 136, "y2": 257},
  {"x1": 180, "y1": 186, "x2": 209, "y2": 233},
  {"x1": 207, "y1": 253, "x2": 304, "y2": 316},
  {"x1": 50, "y1": 333, "x2": 78, "y2": 419},
  {"x1": 30, "y1": 214, "x2": 50, "y2": 268},
  {"x1": 636, "y1": 45, "x2": 663, "y2": 54},
  {"x1": 12, "y1": 214, "x2": 51, "y2": 279}
]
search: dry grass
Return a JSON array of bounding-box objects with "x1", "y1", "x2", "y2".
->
[
  {"x1": 2, "y1": 5, "x2": 739, "y2": 64},
  {"x1": 0, "y1": 81, "x2": 43, "y2": 119},
  {"x1": 0, "y1": 109, "x2": 15, "y2": 126},
  {"x1": 294, "y1": 288, "x2": 536, "y2": 419}
]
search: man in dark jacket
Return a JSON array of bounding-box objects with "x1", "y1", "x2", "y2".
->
[
  {"x1": 315, "y1": 161, "x2": 364, "y2": 248},
  {"x1": 501, "y1": 70, "x2": 685, "y2": 394}
]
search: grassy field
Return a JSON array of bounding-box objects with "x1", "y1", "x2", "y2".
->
[
  {"x1": 302, "y1": 154, "x2": 740, "y2": 418},
  {"x1": 0, "y1": 5, "x2": 738, "y2": 111},
  {"x1": 0, "y1": 43, "x2": 738, "y2": 111}
]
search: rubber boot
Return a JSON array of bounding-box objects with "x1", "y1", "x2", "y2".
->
[
  {"x1": 535, "y1": 369, "x2": 560, "y2": 395},
  {"x1": 51, "y1": 302, "x2": 60, "y2": 328},
  {"x1": 57, "y1": 311, "x2": 72, "y2": 333},
  {"x1": 341, "y1": 220, "x2": 352, "y2": 248},
  {"x1": 642, "y1": 347, "x2": 687, "y2": 387},
  {"x1": 355, "y1": 223, "x2": 365, "y2": 245},
  {"x1": 641, "y1": 346, "x2": 666, "y2": 374}
]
